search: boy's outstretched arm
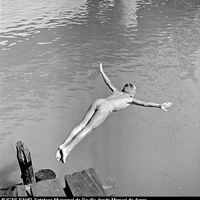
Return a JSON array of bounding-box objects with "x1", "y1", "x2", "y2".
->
[
  {"x1": 100, "y1": 63, "x2": 118, "y2": 92},
  {"x1": 130, "y1": 98, "x2": 172, "y2": 111}
]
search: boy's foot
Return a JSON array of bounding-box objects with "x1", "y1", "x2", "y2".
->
[{"x1": 56, "y1": 145, "x2": 69, "y2": 163}]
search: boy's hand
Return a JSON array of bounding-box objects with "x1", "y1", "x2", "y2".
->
[
  {"x1": 100, "y1": 63, "x2": 103, "y2": 72},
  {"x1": 160, "y1": 102, "x2": 172, "y2": 111}
]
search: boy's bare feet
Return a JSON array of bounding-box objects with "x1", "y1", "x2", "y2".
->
[{"x1": 56, "y1": 145, "x2": 69, "y2": 163}]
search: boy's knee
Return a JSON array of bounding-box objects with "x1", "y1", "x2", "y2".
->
[
  {"x1": 85, "y1": 127, "x2": 93, "y2": 135},
  {"x1": 75, "y1": 123, "x2": 85, "y2": 131}
]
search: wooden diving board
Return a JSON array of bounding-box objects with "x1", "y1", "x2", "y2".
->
[
  {"x1": 65, "y1": 168, "x2": 106, "y2": 196},
  {"x1": 30, "y1": 178, "x2": 65, "y2": 196}
]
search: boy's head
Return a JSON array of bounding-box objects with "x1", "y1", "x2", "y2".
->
[{"x1": 122, "y1": 83, "x2": 136, "y2": 96}]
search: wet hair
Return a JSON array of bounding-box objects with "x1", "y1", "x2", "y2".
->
[
  {"x1": 124, "y1": 83, "x2": 134, "y2": 88},
  {"x1": 122, "y1": 83, "x2": 136, "y2": 94}
]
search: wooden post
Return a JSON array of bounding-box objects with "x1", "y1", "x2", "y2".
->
[{"x1": 16, "y1": 141, "x2": 35, "y2": 185}]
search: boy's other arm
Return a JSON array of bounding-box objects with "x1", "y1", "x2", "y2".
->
[
  {"x1": 100, "y1": 63, "x2": 118, "y2": 92},
  {"x1": 130, "y1": 98, "x2": 172, "y2": 111}
]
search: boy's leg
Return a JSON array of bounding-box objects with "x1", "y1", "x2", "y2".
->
[
  {"x1": 56, "y1": 103, "x2": 97, "y2": 162},
  {"x1": 59, "y1": 110, "x2": 109, "y2": 163},
  {"x1": 60, "y1": 104, "x2": 96, "y2": 148}
]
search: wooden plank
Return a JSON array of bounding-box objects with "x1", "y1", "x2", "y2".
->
[
  {"x1": 16, "y1": 141, "x2": 35, "y2": 185},
  {"x1": 17, "y1": 185, "x2": 27, "y2": 196},
  {"x1": 0, "y1": 186, "x2": 17, "y2": 196},
  {"x1": 0, "y1": 187, "x2": 13, "y2": 196},
  {"x1": 65, "y1": 168, "x2": 106, "y2": 197},
  {"x1": 30, "y1": 178, "x2": 66, "y2": 196},
  {"x1": 101, "y1": 177, "x2": 117, "y2": 196}
]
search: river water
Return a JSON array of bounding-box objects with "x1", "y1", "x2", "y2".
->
[{"x1": 0, "y1": 0, "x2": 200, "y2": 196}]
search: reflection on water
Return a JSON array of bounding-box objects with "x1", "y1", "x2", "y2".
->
[{"x1": 1, "y1": 0, "x2": 200, "y2": 195}]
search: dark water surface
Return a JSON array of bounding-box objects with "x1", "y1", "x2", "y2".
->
[{"x1": 1, "y1": 0, "x2": 200, "y2": 195}]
